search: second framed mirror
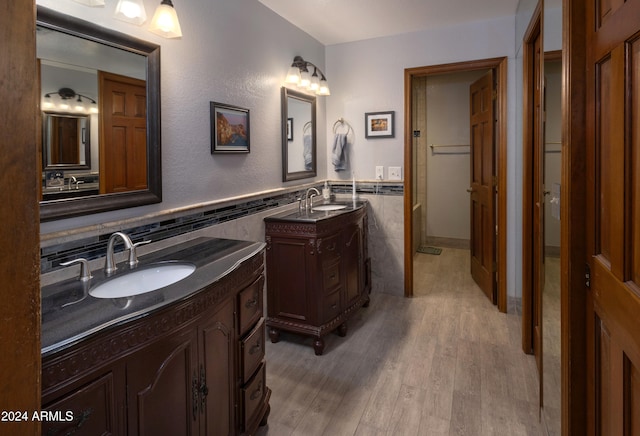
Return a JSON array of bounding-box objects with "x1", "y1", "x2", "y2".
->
[{"x1": 281, "y1": 87, "x2": 316, "y2": 181}]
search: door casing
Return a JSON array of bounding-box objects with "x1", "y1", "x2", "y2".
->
[{"x1": 404, "y1": 57, "x2": 508, "y2": 313}]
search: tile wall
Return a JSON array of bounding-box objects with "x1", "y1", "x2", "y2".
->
[{"x1": 41, "y1": 182, "x2": 405, "y2": 296}]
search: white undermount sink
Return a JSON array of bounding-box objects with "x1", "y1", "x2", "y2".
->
[
  {"x1": 90, "y1": 262, "x2": 196, "y2": 299},
  {"x1": 313, "y1": 204, "x2": 347, "y2": 211}
]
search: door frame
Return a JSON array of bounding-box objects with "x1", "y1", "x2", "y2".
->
[
  {"x1": 403, "y1": 57, "x2": 508, "y2": 313},
  {"x1": 561, "y1": 0, "x2": 587, "y2": 434}
]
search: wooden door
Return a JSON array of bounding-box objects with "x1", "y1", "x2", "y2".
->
[
  {"x1": 469, "y1": 70, "x2": 497, "y2": 303},
  {"x1": 100, "y1": 71, "x2": 147, "y2": 194},
  {"x1": 586, "y1": 0, "x2": 640, "y2": 433}
]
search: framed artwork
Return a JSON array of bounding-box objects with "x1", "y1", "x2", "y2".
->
[
  {"x1": 210, "y1": 102, "x2": 250, "y2": 153},
  {"x1": 365, "y1": 111, "x2": 395, "y2": 138},
  {"x1": 287, "y1": 118, "x2": 293, "y2": 141}
]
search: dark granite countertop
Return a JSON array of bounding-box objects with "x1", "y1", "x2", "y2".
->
[
  {"x1": 41, "y1": 237, "x2": 265, "y2": 357},
  {"x1": 264, "y1": 199, "x2": 367, "y2": 223}
]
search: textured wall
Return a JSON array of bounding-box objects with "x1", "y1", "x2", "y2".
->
[{"x1": 37, "y1": 0, "x2": 327, "y2": 235}]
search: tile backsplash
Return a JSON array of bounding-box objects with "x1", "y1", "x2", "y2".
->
[{"x1": 41, "y1": 182, "x2": 404, "y2": 280}]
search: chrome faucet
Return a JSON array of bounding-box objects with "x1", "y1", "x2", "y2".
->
[
  {"x1": 68, "y1": 176, "x2": 77, "y2": 191},
  {"x1": 104, "y1": 232, "x2": 134, "y2": 275},
  {"x1": 305, "y1": 187, "x2": 321, "y2": 210}
]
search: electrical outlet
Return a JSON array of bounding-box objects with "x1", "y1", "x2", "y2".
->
[
  {"x1": 375, "y1": 166, "x2": 384, "y2": 180},
  {"x1": 389, "y1": 166, "x2": 402, "y2": 181}
]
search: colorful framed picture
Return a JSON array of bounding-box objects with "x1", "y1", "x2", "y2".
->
[
  {"x1": 210, "y1": 102, "x2": 250, "y2": 153},
  {"x1": 365, "y1": 111, "x2": 395, "y2": 138}
]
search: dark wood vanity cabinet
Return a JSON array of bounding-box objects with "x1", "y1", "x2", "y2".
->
[
  {"x1": 265, "y1": 205, "x2": 371, "y2": 355},
  {"x1": 41, "y1": 250, "x2": 270, "y2": 436}
]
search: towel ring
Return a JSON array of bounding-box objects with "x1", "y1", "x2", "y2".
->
[
  {"x1": 333, "y1": 118, "x2": 352, "y2": 136},
  {"x1": 303, "y1": 121, "x2": 312, "y2": 134}
]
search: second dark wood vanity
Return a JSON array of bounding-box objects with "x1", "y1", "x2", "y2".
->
[{"x1": 264, "y1": 201, "x2": 371, "y2": 355}]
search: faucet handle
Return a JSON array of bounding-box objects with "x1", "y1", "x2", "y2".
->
[
  {"x1": 61, "y1": 258, "x2": 92, "y2": 282},
  {"x1": 128, "y1": 240, "x2": 151, "y2": 267}
]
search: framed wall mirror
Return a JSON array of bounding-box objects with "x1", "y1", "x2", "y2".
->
[
  {"x1": 37, "y1": 6, "x2": 161, "y2": 221},
  {"x1": 281, "y1": 87, "x2": 316, "y2": 181}
]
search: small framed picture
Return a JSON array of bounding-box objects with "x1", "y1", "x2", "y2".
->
[
  {"x1": 287, "y1": 118, "x2": 293, "y2": 141},
  {"x1": 365, "y1": 111, "x2": 395, "y2": 139},
  {"x1": 210, "y1": 102, "x2": 250, "y2": 153}
]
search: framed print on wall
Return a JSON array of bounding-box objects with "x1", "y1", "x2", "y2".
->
[
  {"x1": 364, "y1": 111, "x2": 395, "y2": 138},
  {"x1": 210, "y1": 102, "x2": 250, "y2": 153}
]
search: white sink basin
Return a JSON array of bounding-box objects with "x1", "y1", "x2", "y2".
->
[
  {"x1": 90, "y1": 262, "x2": 196, "y2": 299},
  {"x1": 313, "y1": 204, "x2": 347, "y2": 211}
]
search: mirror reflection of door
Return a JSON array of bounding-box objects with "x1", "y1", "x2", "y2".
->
[
  {"x1": 541, "y1": 55, "x2": 562, "y2": 436},
  {"x1": 50, "y1": 115, "x2": 80, "y2": 164},
  {"x1": 100, "y1": 71, "x2": 147, "y2": 194}
]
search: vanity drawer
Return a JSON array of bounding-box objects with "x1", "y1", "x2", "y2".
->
[
  {"x1": 241, "y1": 318, "x2": 265, "y2": 383},
  {"x1": 238, "y1": 275, "x2": 264, "y2": 335},
  {"x1": 319, "y1": 233, "x2": 340, "y2": 260},
  {"x1": 323, "y1": 289, "x2": 341, "y2": 321},
  {"x1": 322, "y1": 258, "x2": 341, "y2": 293},
  {"x1": 241, "y1": 361, "x2": 266, "y2": 431}
]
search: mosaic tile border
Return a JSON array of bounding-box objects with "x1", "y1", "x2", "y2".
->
[{"x1": 41, "y1": 182, "x2": 403, "y2": 274}]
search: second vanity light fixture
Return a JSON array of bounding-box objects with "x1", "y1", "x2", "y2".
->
[
  {"x1": 113, "y1": 0, "x2": 183, "y2": 38},
  {"x1": 285, "y1": 56, "x2": 331, "y2": 96}
]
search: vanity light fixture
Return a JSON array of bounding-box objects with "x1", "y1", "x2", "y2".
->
[
  {"x1": 149, "y1": 0, "x2": 183, "y2": 39},
  {"x1": 285, "y1": 56, "x2": 331, "y2": 96},
  {"x1": 72, "y1": 0, "x2": 106, "y2": 6},
  {"x1": 114, "y1": 0, "x2": 147, "y2": 25},
  {"x1": 44, "y1": 87, "x2": 97, "y2": 114}
]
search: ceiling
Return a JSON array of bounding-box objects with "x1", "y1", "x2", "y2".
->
[{"x1": 258, "y1": 0, "x2": 522, "y2": 45}]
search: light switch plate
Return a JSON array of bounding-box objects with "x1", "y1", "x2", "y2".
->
[
  {"x1": 375, "y1": 166, "x2": 384, "y2": 180},
  {"x1": 389, "y1": 166, "x2": 402, "y2": 180}
]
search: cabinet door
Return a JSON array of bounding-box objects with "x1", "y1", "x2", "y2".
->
[
  {"x1": 199, "y1": 297, "x2": 235, "y2": 436},
  {"x1": 126, "y1": 326, "x2": 198, "y2": 436},
  {"x1": 343, "y1": 221, "x2": 363, "y2": 307},
  {"x1": 41, "y1": 372, "x2": 120, "y2": 436},
  {"x1": 266, "y1": 236, "x2": 314, "y2": 323}
]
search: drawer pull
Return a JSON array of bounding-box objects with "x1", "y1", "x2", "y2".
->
[
  {"x1": 249, "y1": 340, "x2": 262, "y2": 355},
  {"x1": 250, "y1": 381, "x2": 263, "y2": 401},
  {"x1": 245, "y1": 298, "x2": 258, "y2": 309},
  {"x1": 327, "y1": 242, "x2": 336, "y2": 251}
]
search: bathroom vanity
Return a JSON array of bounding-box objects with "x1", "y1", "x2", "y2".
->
[
  {"x1": 264, "y1": 200, "x2": 371, "y2": 355},
  {"x1": 40, "y1": 237, "x2": 270, "y2": 436}
]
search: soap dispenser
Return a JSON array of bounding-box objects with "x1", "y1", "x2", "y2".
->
[{"x1": 322, "y1": 181, "x2": 331, "y2": 200}]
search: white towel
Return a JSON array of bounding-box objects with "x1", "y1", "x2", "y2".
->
[
  {"x1": 303, "y1": 134, "x2": 313, "y2": 170},
  {"x1": 331, "y1": 133, "x2": 348, "y2": 171}
]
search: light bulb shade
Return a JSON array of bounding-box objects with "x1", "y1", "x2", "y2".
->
[
  {"x1": 317, "y1": 78, "x2": 331, "y2": 96},
  {"x1": 285, "y1": 65, "x2": 301, "y2": 84},
  {"x1": 72, "y1": 0, "x2": 106, "y2": 6},
  {"x1": 299, "y1": 69, "x2": 311, "y2": 89},
  {"x1": 114, "y1": 0, "x2": 147, "y2": 25},
  {"x1": 149, "y1": 1, "x2": 183, "y2": 38},
  {"x1": 309, "y1": 71, "x2": 320, "y2": 91}
]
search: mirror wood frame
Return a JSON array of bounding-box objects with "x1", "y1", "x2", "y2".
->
[
  {"x1": 281, "y1": 87, "x2": 316, "y2": 181},
  {"x1": 38, "y1": 6, "x2": 162, "y2": 221}
]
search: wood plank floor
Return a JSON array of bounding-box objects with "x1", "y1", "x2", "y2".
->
[{"x1": 257, "y1": 248, "x2": 542, "y2": 435}]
